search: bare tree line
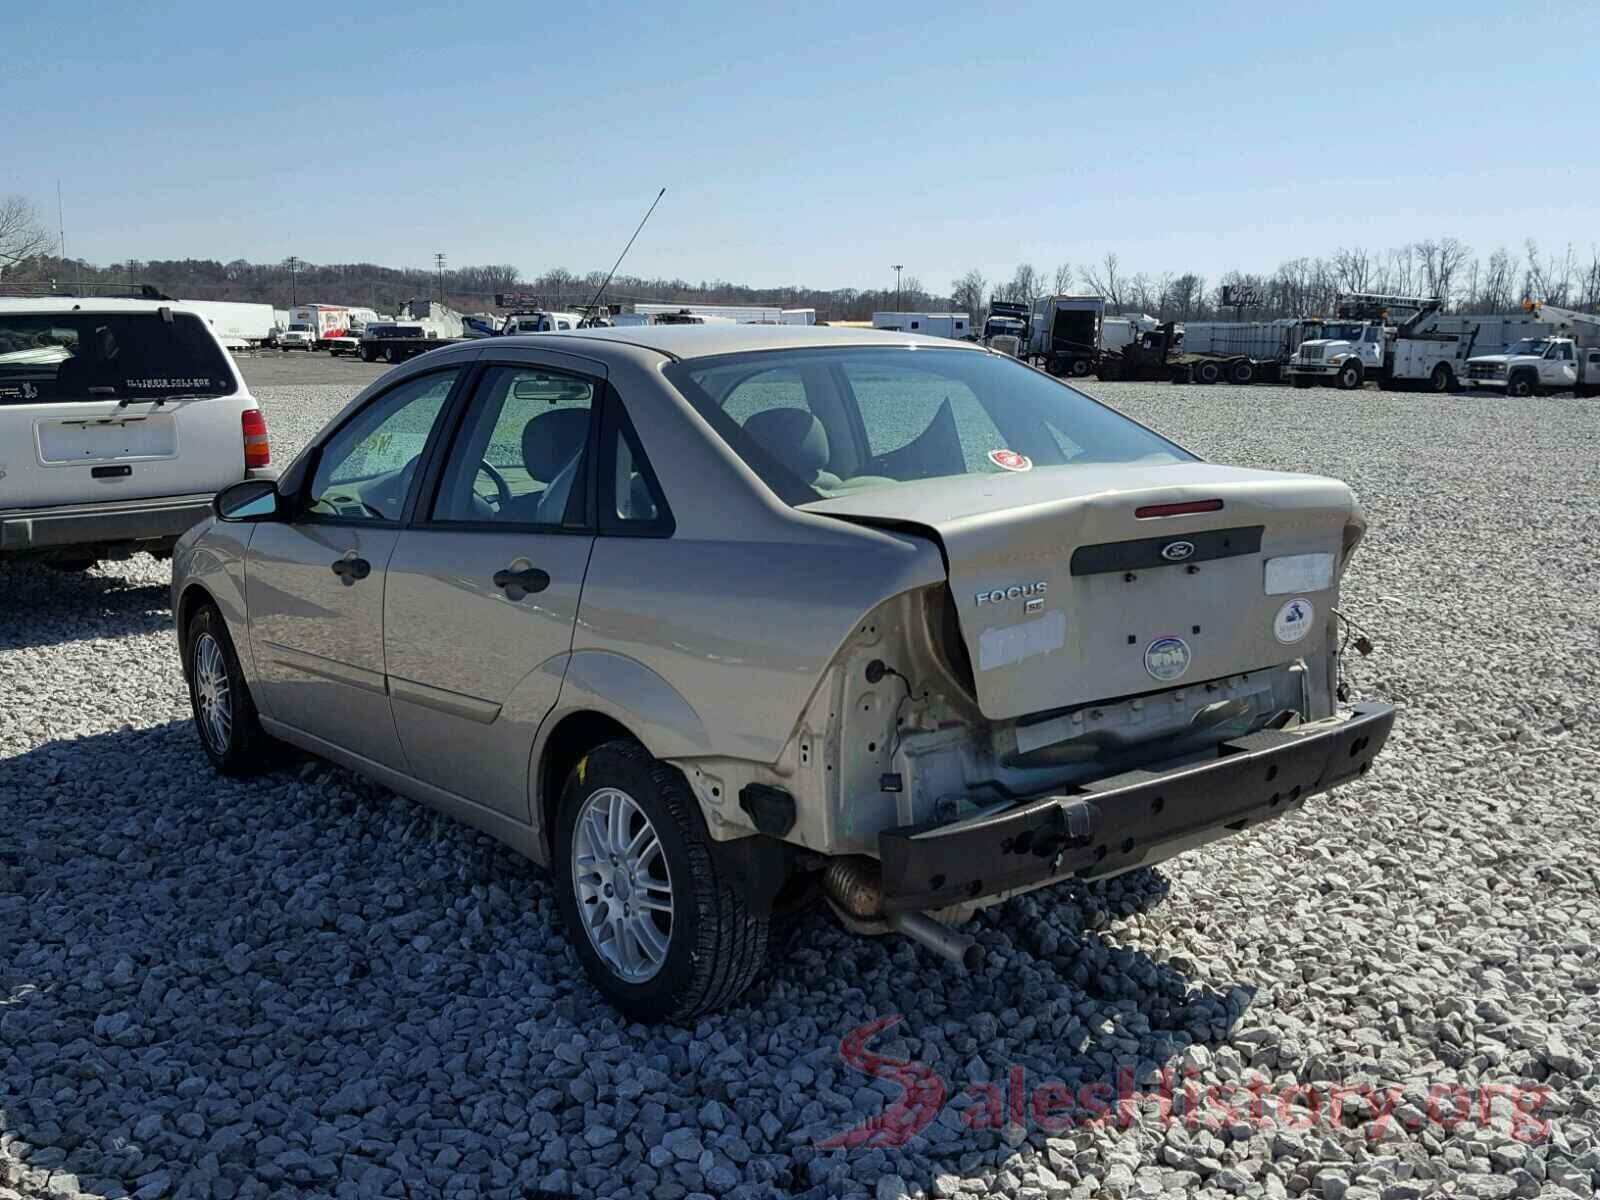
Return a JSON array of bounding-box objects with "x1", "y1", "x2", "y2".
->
[
  {"x1": 962, "y1": 239, "x2": 1600, "y2": 324},
  {"x1": 4, "y1": 195, "x2": 1597, "y2": 323}
]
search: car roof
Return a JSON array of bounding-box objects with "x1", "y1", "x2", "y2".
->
[
  {"x1": 0, "y1": 297, "x2": 202, "y2": 315},
  {"x1": 498, "y1": 323, "x2": 985, "y2": 360}
]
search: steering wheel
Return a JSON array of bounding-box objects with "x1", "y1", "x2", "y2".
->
[{"x1": 476, "y1": 460, "x2": 512, "y2": 509}]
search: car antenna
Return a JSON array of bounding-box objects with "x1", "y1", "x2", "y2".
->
[{"x1": 581, "y1": 187, "x2": 665, "y2": 325}]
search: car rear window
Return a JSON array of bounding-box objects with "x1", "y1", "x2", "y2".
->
[
  {"x1": 0, "y1": 311, "x2": 238, "y2": 403},
  {"x1": 664, "y1": 346, "x2": 1192, "y2": 504}
]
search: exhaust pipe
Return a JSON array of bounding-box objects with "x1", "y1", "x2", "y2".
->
[
  {"x1": 889, "y1": 910, "x2": 986, "y2": 971},
  {"x1": 821, "y1": 857, "x2": 985, "y2": 971}
]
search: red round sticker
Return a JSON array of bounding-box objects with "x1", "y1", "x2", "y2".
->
[{"x1": 988, "y1": 448, "x2": 1033, "y2": 472}]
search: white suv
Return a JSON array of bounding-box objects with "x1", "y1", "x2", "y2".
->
[{"x1": 0, "y1": 297, "x2": 274, "y2": 570}]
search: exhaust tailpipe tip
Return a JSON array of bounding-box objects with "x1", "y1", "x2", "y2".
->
[{"x1": 890, "y1": 910, "x2": 986, "y2": 972}]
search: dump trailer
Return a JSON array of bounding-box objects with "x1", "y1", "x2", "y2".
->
[
  {"x1": 1028, "y1": 295, "x2": 1104, "y2": 376},
  {"x1": 1166, "y1": 318, "x2": 1316, "y2": 384}
]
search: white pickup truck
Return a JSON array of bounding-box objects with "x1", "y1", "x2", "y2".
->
[
  {"x1": 1467, "y1": 335, "x2": 1600, "y2": 397},
  {"x1": 0, "y1": 298, "x2": 274, "y2": 570}
]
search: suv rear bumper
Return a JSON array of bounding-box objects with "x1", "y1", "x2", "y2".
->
[
  {"x1": 2, "y1": 489, "x2": 225, "y2": 555},
  {"x1": 878, "y1": 703, "x2": 1395, "y2": 913}
]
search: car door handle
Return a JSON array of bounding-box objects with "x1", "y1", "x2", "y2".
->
[
  {"x1": 493, "y1": 566, "x2": 550, "y2": 594},
  {"x1": 331, "y1": 557, "x2": 371, "y2": 583}
]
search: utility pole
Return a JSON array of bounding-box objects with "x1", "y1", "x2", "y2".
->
[
  {"x1": 891, "y1": 264, "x2": 904, "y2": 311},
  {"x1": 286, "y1": 256, "x2": 301, "y2": 305},
  {"x1": 434, "y1": 252, "x2": 447, "y2": 302}
]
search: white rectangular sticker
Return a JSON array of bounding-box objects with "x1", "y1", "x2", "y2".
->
[
  {"x1": 1264, "y1": 552, "x2": 1334, "y2": 596},
  {"x1": 977, "y1": 610, "x2": 1066, "y2": 672}
]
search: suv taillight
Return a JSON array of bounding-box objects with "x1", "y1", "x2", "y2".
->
[{"x1": 242, "y1": 409, "x2": 271, "y2": 469}]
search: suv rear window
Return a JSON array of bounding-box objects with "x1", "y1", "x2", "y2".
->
[{"x1": 0, "y1": 311, "x2": 237, "y2": 403}]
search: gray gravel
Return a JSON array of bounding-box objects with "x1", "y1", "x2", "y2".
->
[{"x1": 3, "y1": 379, "x2": 1598, "y2": 1200}]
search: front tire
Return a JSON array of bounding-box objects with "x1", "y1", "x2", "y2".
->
[
  {"x1": 1507, "y1": 373, "x2": 1538, "y2": 398},
  {"x1": 185, "y1": 604, "x2": 274, "y2": 776},
  {"x1": 1336, "y1": 361, "x2": 1363, "y2": 390},
  {"x1": 554, "y1": 739, "x2": 768, "y2": 1023}
]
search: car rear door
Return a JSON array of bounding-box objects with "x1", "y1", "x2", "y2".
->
[
  {"x1": 0, "y1": 308, "x2": 250, "y2": 509},
  {"x1": 381, "y1": 352, "x2": 602, "y2": 818},
  {"x1": 245, "y1": 365, "x2": 467, "y2": 769}
]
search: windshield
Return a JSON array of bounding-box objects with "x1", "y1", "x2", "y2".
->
[
  {"x1": 0, "y1": 311, "x2": 237, "y2": 403},
  {"x1": 664, "y1": 347, "x2": 1193, "y2": 504},
  {"x1": 288, "y1": 323, "x2": 312, "y2": 332},
  {"x1": 1507, "y1": 338, "x2": 1550, "y2": 356},
  {"x1": 1312, "y1": 323, "x2": 1366, "y2": 342}
]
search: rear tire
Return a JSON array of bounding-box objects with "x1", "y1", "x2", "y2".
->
[
  {"x1": 1429, "y1": 364, "x2": 1453, "y2": 393},
  {"x1": 185, "y1": 604, "x2": 275, "y2": 776},
  {"x1": 1068, "y1": 357, "x2": 1091, "y2": 377},
  {"x1": 553, "y1": 739, "x2": 768, "y2": 1023},
  {"x1": 1194, "y1": 360, "x2": 1221, "y2": 385},
  {"x1": 1229, "y1": 360, "x2": 1255, "y2": 385}
]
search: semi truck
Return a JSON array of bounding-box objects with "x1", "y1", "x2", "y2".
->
[
  {"x1": 981, "y1": 300, "x2": 1029, "y2": 356},
  {"x1": 1465, "y1": 303, "x2": 1600, "y2": 396},
  {"x1": 1027, "y1": 295, "x2": 1103, "y2": 376}
]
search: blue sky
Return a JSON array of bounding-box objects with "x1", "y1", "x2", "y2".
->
[{"x1": 5, "y1": 1, "x2": 1595, "y2": 294}]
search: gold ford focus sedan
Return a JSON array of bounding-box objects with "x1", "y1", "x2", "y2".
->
[{"x1": 172, "y1": 325, "x2": 1393, "y2": 1021}]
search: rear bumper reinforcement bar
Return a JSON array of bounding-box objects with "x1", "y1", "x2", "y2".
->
[{"x1": 878, "y1": 703, "x2": 1395, "y2": 913}]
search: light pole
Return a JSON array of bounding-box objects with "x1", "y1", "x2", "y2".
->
[
  {"x1": 891, "y1": 264, "x2": 904, "y2": 311},
  {"x1": 434, "y1": 252, "x2": 447, "y2": 302},
  {"x1": 286, "y1": 256, "x2": 301, "y2": 306}
]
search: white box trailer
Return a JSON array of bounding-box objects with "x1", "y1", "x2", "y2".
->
[
  {"x1": 872, "y1": 312, "x2": 970, "y2": 338},
  {"x1": 635, "y1": 302, "x2": 785, "y2": 324},
  {"x1": 177, "y1": 300, "x2": 277, "y2": 347}
]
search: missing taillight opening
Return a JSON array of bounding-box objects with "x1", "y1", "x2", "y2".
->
[
  {"x1": 1135, "y1": 499, "x2": 1224, "y2": 519},
  {"x1": 242, "y1": 409, "x2": 271, "y2": 468}
]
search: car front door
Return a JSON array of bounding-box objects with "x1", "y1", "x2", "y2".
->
[
  {"x1": 382, "y1": 357, "x2": 601, "y2": 818},
  {"x1": 245, "y1": 366, "x2": 464, "y2": 770}
]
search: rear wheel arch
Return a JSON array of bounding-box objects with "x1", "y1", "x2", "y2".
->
[{"x1": 538, "y1": 710, "x2": 636, "y2": 858}]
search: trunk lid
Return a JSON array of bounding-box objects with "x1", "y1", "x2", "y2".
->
[{"x1": 803, "y1": 463, "x2": 1356, "y2": 721}]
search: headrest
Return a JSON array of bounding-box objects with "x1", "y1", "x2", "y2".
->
[
  {"x1": 742, "y1": 407, "x2": 828, "y2": 482},
  {"x1": 521, "y1": 408, "x2": 590, "y2": 481}
]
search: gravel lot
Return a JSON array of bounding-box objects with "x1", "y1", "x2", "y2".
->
[{"x1": 3, "y1": 366, "x2": 1598, "y2": 1200}]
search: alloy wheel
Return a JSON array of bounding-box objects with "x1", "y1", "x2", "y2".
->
[
  {"x1": 193, "y1": 633, "x2": 232, "y2": 754},
  {"x1": 571, "y1": 787, "x2": 674, "y2": 982}
]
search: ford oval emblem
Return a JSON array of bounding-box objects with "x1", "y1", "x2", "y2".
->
[{"x1": 1161, "y1": 540, "x2": 1196, "y2": 562}]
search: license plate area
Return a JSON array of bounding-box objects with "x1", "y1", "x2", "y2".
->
[{"x1": 36, "y1": 415, "x2": 178, "y2": 465}]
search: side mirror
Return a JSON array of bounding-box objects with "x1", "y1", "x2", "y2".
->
[{"x1": 214, "y1": 478, "x2": 282, "y2": 523}]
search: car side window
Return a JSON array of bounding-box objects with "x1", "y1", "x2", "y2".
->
[
  {"x1": 1557, "y1": 343, "x2": 1573, "y2": 361},
  {"x1": 431, "y1": 365, "x2": 595, "y2": 526},
  {"x1": 305, "y1": 369, "x2": 460, "y2": 522}
]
